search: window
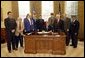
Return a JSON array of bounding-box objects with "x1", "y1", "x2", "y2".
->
[
  {"x1": 65, "y1": 1, "x2": 78, "y2": 18},
  {"x1": 18, "y1": 1, "x2": 30, "y2": 20},
  {"x1": 41, "y1": 1, "x2": 54, "y2": 21}
]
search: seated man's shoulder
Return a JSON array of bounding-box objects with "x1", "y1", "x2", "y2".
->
[{"x1": 4, "y1": 17, "x2": 9, "y2": 21}]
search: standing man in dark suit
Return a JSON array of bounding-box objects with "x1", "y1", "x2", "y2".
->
[
  {"x1": 4, "y1": 11, "x2": 17, "y2": 53},
  {"x1": 24, "y1": 14, "x2": 31, "y2": 34},
  {"x1": 53, "y1": 14, "x2": 64, "y2": 33},
  {"x1": 24, "y1": 14, "x2": 35, "y2": 34},
  {"x1": 63, "y1": 14, "x2": 71, "y2": 46},
  {"x1": 48, "y1": 13, "x2": 56, "y2": 31},
  {"x1": 31, "y1": 13, "x2": 37, "y2": 32},
  {"x1": 69, "y1": 15, "x2": 80, "y2": 48},
  {"x1": 36, "y1": 15, "x2": 45, "y2": 32}
]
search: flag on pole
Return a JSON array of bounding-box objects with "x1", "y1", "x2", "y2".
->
[
  {"x1": 32, "y1": 6, "x2": 36, "y2": 15},
  {"x1": 59, "y1": 1, "x2": 61, "y2": 15}
]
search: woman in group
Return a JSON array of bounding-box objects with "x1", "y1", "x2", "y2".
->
[{"x1": 15, "y1": 17, "x2": 24, "y2": 50}]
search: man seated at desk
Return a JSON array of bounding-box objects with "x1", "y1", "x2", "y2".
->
[
  {"x1": 48, "y1": 13, "x2": 56, "y2": 32},
  {"x1": 36, "y1": 15, "x2": 46, "y2": 32},
  {"x1": 53, "y1": 14, "x2": 64, "y2": 33}
]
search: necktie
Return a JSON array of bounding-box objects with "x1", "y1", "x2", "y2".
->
[{"x1": 31, "y1": 20, "x2": 33, "y2": 25}]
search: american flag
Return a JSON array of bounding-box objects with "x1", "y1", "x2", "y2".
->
[
  {"x1": 59, "y1": 1, "x2": 61, "y2": 15},
  {"x1": 32, "y1": 6, "x2": 36, "y2": 15}
]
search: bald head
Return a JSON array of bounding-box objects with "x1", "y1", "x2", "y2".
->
[{"x1": 56, "y1": 14, "x2": 60, "y2": 19}]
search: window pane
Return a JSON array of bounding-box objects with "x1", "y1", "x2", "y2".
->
[
  {"x1": 18, "y1": 1, "x2": 30, "y2": 20},
  {"x1": 42, "y1": 1, "x2": 54, "y2": 21},
  {"x1": 65, "y1": 1, "x2": 78, "y2": 18}
]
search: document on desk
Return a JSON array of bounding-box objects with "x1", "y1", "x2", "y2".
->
[
  {"x1": 43, "y1": 35, "x2": 48, "y2": 37},
  {"x1": 37, "y1": 32, "x2": 49, "y2": 34},
  {"x1": 55, "y1": 35, "x2": 60, "y2": 37},
  {"x1": 27, "y1": 33, "x2": 32, "y2": 35},
  {"x1": 37, "y1": 32, "x2": 43, "y2": 34}
]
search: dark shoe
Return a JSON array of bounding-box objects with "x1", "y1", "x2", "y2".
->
[
  {"x1": 70, "y1": 44, "x2": 73, "y2": 46},
  {"x1": 9, "y1": 51, "x2": 11, "y2": 53},
  {"x1": 13, "y1": 48, "x2": 18, "y2": 50},
  {"x1": 73, "y1": 46, "x2": 77, "y2": 48},
  {"x1": 21, "y1": 46, "x2": 23, "y2": 48},
  {"x1": 15, "y1": 48, "x2": 18, "y2": 50},
  {"x1": 66, "y1": 44, "x2": 69, "y2": 46}
]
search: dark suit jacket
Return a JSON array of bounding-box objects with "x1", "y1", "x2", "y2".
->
[
  {"x1": 48, "y1": 17, "x2": 56, "y2": 31},
  {"x1": 24, "y1": 18, "x2": 35, "y2": 33},
  {"x1": 69, "y1": 20, "x2": 80, "y2": 35},
  {"x1": 36, "y1": 19, "x2": 45, "y2": 31},
  {"x1": 31, "y1": 17, "x2": 37, "y2": 31},
  {"x1": 53, "y1": 19, "x2": 64, "y2": 32},
  {"x1": 63, "y1": 17, "x2": 71, "y2": 32},
  {"x1": 4, "y1": 17, "x2": 17, "y2": 32},
  {"x1": 24, "y1": 18, "x2": 31, "y2": 32}
]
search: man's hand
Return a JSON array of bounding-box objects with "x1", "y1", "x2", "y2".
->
[
  {"x1": 49, "y1": 30, "x2": 52, "y2": 33},
  {"x1": 37, "y1": 29, "x2": 39, "y2": 32},
  {"x1": 67, "y1": 29, "x2": 69, "y2": 31},
  {"x1": 19, "y1": 29, "x2": 23, "y2": 32},
  {"x1": 24, "y1": 30, "x2": 26, "y2": 32},
  {"x1": 11, "y1": 29, "x2": 15, "y2": 33},
  {"x1": 75, "y1": 33, "x2": 77, "y2": 35},
  {"x1": 23, "y1": 34, "x2": 25, "y2": 36}
]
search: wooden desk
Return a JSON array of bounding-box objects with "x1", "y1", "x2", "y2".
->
[
  {"x1": 1, "y1": 28, "x2": 7, "y2": 42},
  {"x1": 24, "y1": 33, "x2": 66, "y2": 55}
]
